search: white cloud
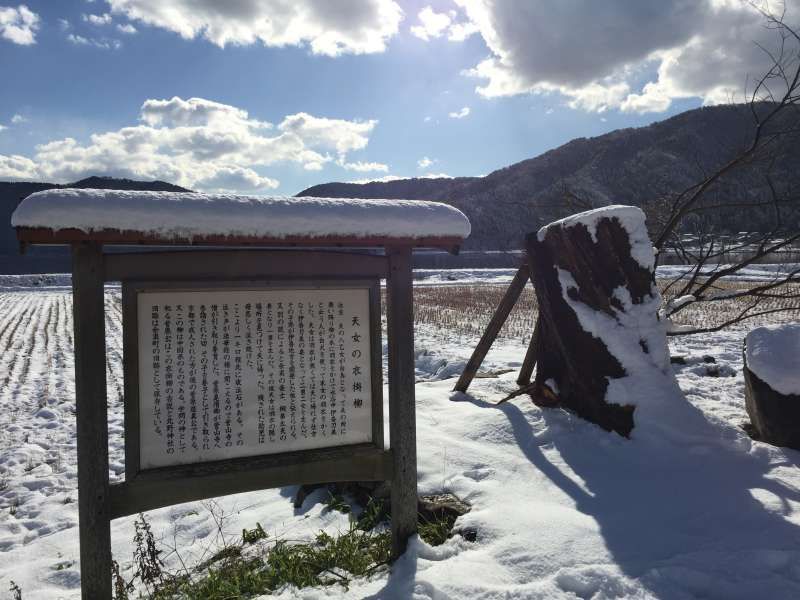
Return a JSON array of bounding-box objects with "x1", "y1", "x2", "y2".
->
[
  {"x1": 0, "y1": 4, "x2": 39, "y2": 45},
  {"x1": 194, "y1": 166, "x2": 278, "y2": 193},
  {"x1": 348, "y1": 172, "x2": 453, "y2": 184},
  {"x1": 348, "y1": 174, "x2": 407, "y2": 184},
  {"x1": 417, "y1": 156, "x2": 434, "y2": 169},
  {"x1": 67, "y1": 33, "x2": 89, "y2": 45},
  {"x1": 106, "y1": 0, "x2": 403, "y2": 56},
  {"x1": 457, "y1": 0, "x2": 799, "y2": 113},
  {"x1": 410, "y1": 5, "x2": 478, "y2": 42},
  {"x1": 0, "y1": 96, "x2": 384, "y2": 193},
  {"x1": 338, "y1": 160, "x2": 389, "y2": 172},
  {"x1": 140, "y1": 96, "x2": 258, "y2": 128},
  {"x1": 446, "y1": 19, "x2": 479, "y2": 42},
  {"x1": 0, "y1": 154, "x2": 39, "y2": 179},
  {"x1": 67, "y1": 33, "x2": 121, "y2": 49},
  {"x1": 410, "y1": 6, "x2": 451, "y2": 41},
  {"x1": 277, "y1": 112, "x2": 377, "y2": 156},
  {"x1": 58, "y1": 18, "x2": 70, "y2": 31},
  {"x1": 10, "y1": 114, "x2": 26, "y2": 124},
  {"x1": 0, "y1": 124, "x2": 6, "y2": 132},
  {"x1": 116, "y1": 23, "x2": 137, "y2": 34},
  {"x1": 448, "y1": 106, "x2": 470, "y2": 119},
  {"x1": 83, "y1": 13, "x2": 112, "y2": 25}
]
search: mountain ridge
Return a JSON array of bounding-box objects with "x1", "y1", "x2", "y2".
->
[{"x1": 299, "y1": 103, "x2": 799, "y2": 249}]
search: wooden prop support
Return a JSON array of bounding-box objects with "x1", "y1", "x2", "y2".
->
[
  {"x1": 453, "y1": 263, "x2": 537, "y2": 394},
  {"x1": 516, "y1": 318, "x2": 540, "y2": 386}
]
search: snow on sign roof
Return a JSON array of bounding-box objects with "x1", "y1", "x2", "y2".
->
[{"x1": 12, "y1": 188, "x2": 471, "y2": 250}]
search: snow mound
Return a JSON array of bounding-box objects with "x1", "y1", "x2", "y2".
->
[
  {"x1": 11, "y1": 188, "x2": 471, "y2": 241},
  {"x1": 746, "y1": 324, "x2": 800, "y2": 396}
]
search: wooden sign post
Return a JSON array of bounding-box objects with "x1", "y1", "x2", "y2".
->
[{"x1": 13, "y1": 190, "x2": 470, "y2": 599}]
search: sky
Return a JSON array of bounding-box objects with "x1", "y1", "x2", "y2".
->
[{"x1": 0, "y1": 0, "x2": 795, "y2": 195}]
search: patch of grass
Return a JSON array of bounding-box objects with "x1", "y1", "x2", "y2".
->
[
  {"x1": 323, "y1": 491, "x2": 351, "y2": 514},
  {"x1": 151, "y1": 524, "x2": 391, "y2": 599},
  {"x1": 52, "y1": 560, "x2": 74, "y2": 572},
  {"x1": 119, "y1": 494, "x2": 464, "y2": 599},
  {"x1": 196, "y1": 545, "x2": 241, "y2": 571},
  {"x1": 418, "y1": 514, "x2": 454, "y2": 546},
  {"x1": 354, "y1": 498, "x2": 387, "y2": 532},
  {"x1": 242, "y1": 522, "x2": 267, "y2": 545}
]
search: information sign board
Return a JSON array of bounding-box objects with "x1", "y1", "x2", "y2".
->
[{"x1": 126, "y1": 281, "x2": 382, "y2": 470}]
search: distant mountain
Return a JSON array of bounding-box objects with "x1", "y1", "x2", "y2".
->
[
  {"x1": 301, "y1": 177, "x2": 480, "y2": 203},
  {"x1": 0, "y1": 176, "x2": 190, "y2": 273},
  {"x1": 299, "y1": 104, "x2": 800, "y2": 249}
]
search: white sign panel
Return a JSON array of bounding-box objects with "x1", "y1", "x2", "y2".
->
[{"x1": 137, "y1": 286, "x2": 374, "y2": 469}]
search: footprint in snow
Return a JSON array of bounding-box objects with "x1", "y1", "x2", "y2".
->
[{"x1": 463, "y1": 466, "x2": 495, "y2": 482}]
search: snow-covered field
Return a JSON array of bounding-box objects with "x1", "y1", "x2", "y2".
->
[
  {"x1": 1, "y1": 271, "x2": 799, "y2": 599},
  {"x1": 413, "y1": 263, "x2": 800, "y2": 286}
]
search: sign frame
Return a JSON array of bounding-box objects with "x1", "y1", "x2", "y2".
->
[{"x1": 120, "y1": 278, "x2": 385, "y2": 480}]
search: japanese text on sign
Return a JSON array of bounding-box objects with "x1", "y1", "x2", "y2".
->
[{"x1": 137, "y1": 286, "x2": 374, "y2": 469}]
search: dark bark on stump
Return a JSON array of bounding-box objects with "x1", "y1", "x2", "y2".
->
[
  {"x1": 743, "y1": 352, "x2": 800, "y2": 450},
  {"x1": 526, "y1": 214, "x2": 658, "y2": 437}
]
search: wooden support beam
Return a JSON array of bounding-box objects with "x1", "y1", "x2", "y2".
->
[
  {"x1": 453, "y1": 264, "x2": 530, "y2": 393},
  {"x1": 386, "y1": 246, "x2": 418, "y2": 559},
  {"x1": 110, "y1": 446, "x2": 392, "y2": 518},
  {"x1": 104, "y1": 249, "x2": 389, "y2": 282},
  {"x1": 71, "y1": 243, "x2": 112, "y2": 599},
  {"x1": 516, "y1": 317, "x2": 541, "y2": 386},
  {"x1": 17, "y1": 226, "x2": 463, "y2": 254}
]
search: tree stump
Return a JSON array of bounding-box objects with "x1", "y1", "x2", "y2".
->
[
  {"x1": 526, "y1": 206, "x2": 668, "y2": 437},
  {"x1": 743, "y1": 325, "x2": 800, "y2": 450}
]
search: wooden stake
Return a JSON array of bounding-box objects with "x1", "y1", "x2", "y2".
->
[
  {"x1": 386, "y1": 246, "x2": 418, "y2": 559},
  {"x1": 453, "y1": 264, "x2": 530, "y2": 393},
  {"x1": 516, "y1": 317, "x2": 540, "y2": 386},
  {"x1": 72, "y1": 243, "x2": 112, "y2": 599}
]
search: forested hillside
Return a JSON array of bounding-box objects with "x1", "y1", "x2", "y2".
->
[{"x1": 301, "y1": 104, "x2": 800, "y2": 249}]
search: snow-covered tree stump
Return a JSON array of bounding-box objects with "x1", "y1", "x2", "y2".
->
[
  {"x1": 744, "y1": 325, "x2": 800, "y2": 449},
  {"x1": 526, "y1": 206, "x2": 669, "y2": 437}
]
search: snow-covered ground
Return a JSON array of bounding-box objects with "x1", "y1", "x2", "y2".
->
[{"x1": 1, "y1": 274, "x2": 799, "y2": 599}]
